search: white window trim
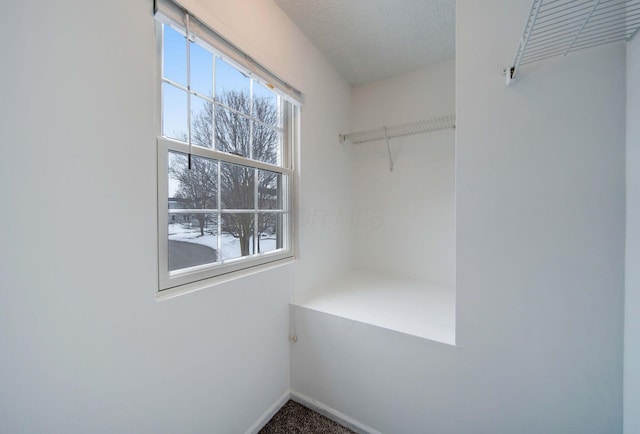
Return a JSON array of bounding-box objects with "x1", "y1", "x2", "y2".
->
[
  {"x1": 157, "y1": 140, "x2": 296, "y2": 291},
  {"x1": 154, "y1": 11, "x2": 300, "y2": 295}
]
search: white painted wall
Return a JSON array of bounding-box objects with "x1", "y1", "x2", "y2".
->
[
  {"x1": 350, "y1": 62, "x2": 455, "y2": 285},
  {"x1": 291, "y1": 0, "x2": 626, "y2": 432},
  {"x1": 0, "y1": 0, "x2": 350, "y2": 432},
  {"x1": 625, "y1": 33, "x2": 640, "y2": 434}
]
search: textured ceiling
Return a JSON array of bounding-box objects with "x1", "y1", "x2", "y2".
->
[{"x1": 273, "y1": 0, "x2": 455, "y2": 86}]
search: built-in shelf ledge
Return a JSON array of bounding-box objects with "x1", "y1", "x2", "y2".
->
[{"x1": 293, "y1": 270, "x2": 456, "y2": 346}]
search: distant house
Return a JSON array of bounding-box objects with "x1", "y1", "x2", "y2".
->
[{"x1": 168, "y1": 197, "x2": 193, "y2": 224}]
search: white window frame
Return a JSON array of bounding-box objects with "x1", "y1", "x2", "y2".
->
[{"x1": 154, "y1": 9, "x2": 299, "y2": 292}]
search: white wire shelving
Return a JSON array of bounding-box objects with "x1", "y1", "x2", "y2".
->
[
  {"x1": 339, "y1": 115, "x2": 455, "y2": 171},
  {"x1": 339, "y1": 115, "x2": 455, "y2": 145},
  {"x1": 505, "y1": 0, "x2": 640, "y2": 84}
]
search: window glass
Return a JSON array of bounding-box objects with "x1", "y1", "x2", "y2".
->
[
  {"x1": 252, "y1": 83, "x2": 280, "y2": 164},
  {"x1": 168, "y1": 151, "x2": 218, "y2": 210},
  {"x1": 253, "y1": 82, "x2": 279, "y2": 127},
  {"x1": 220, "y1": 162, "x2": 254, "y2": 209},
  {"x1": 190, "y1": 95, "x2": 213, "y2": 148},
  {"x1": 190, "y1": 41, "x2": 213, "y2": 96},
  {"x1": 220, "y1": 214, "x2": 255, "y2": 260},
  {"x1": 253, "y1": 124, "x2": 280, "y2": 165},
  {"x1": 215, "y1": 58, "x2": 250, "y2": 114},
  {"x1": 215, "y1": 106, "x2": 251, "y2": 157},
  {"x1": 258, "y1": 213, "x2": 282, "y2": 253},
  {"x1": 163, "y1": 25, "x2": 187, "y2": 86},
  {"x1": 168, "y1": 213, "x2": 218, "y2": 271},
  {"x1": 257, "y1": 170, "x2": 282, "y2": 210},
  {"x1": 162, "y1": 83, "x2": 188, "y2": 141}
]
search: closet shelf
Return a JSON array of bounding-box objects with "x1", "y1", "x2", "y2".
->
[
  {"x1": 506, "y1": 0, "x2": 640, "y2": 84},
  {"x1": 338, "y1": 115, "x2": 456, "y2": 145}
]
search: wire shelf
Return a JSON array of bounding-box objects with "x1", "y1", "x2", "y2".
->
[
  {"x1": 506, "y1": 0, "x2": 640, "y2": 83},
  {"x1": 339, "y1": 115, "x2": 455, "y2": 172},
  {"x1": 339, "y1": 115, "x2": 456, "y2": 145}
]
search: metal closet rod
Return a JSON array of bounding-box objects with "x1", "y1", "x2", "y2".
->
[
  {"x1": 505, "y1": 0, "x2": 640, "y2": 85},
  {"x1": 339, "y1": 115, "x2": 456, "y2": 145},
  {"x1": 338, "y1": 115, "x2": 456, "y2": 172}
]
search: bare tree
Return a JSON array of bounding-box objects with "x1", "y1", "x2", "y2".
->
[
  {"x1": 171, "y1": 90, "x2": 280, "y2": 256},
  {"x1": 169, "y1": 153, "x2": 217, "y2": 236}
]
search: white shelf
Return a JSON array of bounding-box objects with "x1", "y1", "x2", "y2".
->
[
  {"x1": 339, "y1": 115, "x2": 455, "y2": 145},
  {"x1": 506, "y1": 0, "x2": 640, "y2": 84},
  {"x1": 293, "y1": 270, "x2": 456, "y2": 345},
  {"x1": 339, "y1": 115, "x2": 455, "y2": 171}
]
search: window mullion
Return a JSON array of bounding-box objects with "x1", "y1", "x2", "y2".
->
[
  {"x1": 278, "y1": 173, "x2": 284, "y2": 250},
  {"x1": 162, "y1": 77, "x2": 188, "y2": 92},
  {"x1": 217, "y1": 159, "x2": 222, "y2": 263},
  {"x1": 254, "y1": 167, "x2": 259, "y2": 255},
  {"x1": 185, "y1": 14, "x2": 193, "y2": 168},
  {"x1": 212, "y1": 54, "x2": 217, "y2": 150},
  {"x1": 159, "y1": 137, "x2": 292, "y2": 176},
  {"x1": 249, "y1": 79, "x2": 254, "y2": 161}
]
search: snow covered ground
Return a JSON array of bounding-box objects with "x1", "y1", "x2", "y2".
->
[{"x1": 168, "y1": 222, "x2": 276, "y2": 261}]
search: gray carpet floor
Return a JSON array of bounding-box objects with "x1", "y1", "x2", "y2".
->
[{"x1": 259, "y1": 400, "x2": 356, "y2": 434}]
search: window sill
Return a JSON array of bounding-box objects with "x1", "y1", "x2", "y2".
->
[
  {"x1": 156, "y1": 257, "x2": 295, "y2": 302},
  {"x1": 293, "y1": 270, "x2": 456, "y2": 345}
]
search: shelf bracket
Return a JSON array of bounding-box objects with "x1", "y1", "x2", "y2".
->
[
  {"x1": 383, "y1": 127, "x2": 394, "y2": 172},
  {"x1": 503, "y1": 66, "x2": 515, "y2": 86}
]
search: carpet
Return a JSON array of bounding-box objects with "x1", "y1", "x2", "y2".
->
[{"x1": 259, "y1": 400, "x2": 356, "y2": 434}]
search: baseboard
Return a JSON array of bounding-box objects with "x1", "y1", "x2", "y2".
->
[
  {"x1": 290, "y1": 389, "x2": 383, "y2": 434},
  {"x1": 245, "y1": 389, "x2": 291, "y2": 434}
]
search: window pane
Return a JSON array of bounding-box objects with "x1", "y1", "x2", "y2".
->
[
  {"x1": 257, "y1": 170, "x2": 282, "y2": 210},
  {"x1": 168, "y1": 151, "x2": 217, "y2": 210},
  {"x1": 163, "y1": 25, "x2": 187, "y2": 86},
  {"x1": 253, "y1": 124, "x2": 280, "y2": 165},
  {"x1": 220, "y1": 162, "x2": 254, "y2": 209},
  {"x1": 215, "y1": 58, "x2": 250, "y2": 114},
  {"x1": 220, "y1": 214, "x2": 254, "y2": 260},
  {"x1": 168, "y1": 213, "x2": 218, "y2": 271},
  {"x1": 159, "y1": 19, "x2": 295, "y2": 290},
  {"x1": 258, "y1": 213, "x2": 282, "y2": 253},
  {"x1": 191, "y1": 95, "x2": 213, "y2": 148},
  {"x1": 163, "y1": 83, "x2": 188, "y2": 141},
  {"x1": 215, "y1": 106, "x2": 250, "y2": 157},
  {"x1": 190, "y1": 41, "x2": 213, "y2": 97},
  {"x1": 253, "y1": 82, "x2": 279, "y2": 128}
]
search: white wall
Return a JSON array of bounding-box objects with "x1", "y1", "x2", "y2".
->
[
  {"x1": 0, "y1": 0, "x2": 350, "y2": 432},
  {"x1": 350, "y1": 62, "x2": 455, "y2": 285},
  {"x1": 291, "y1": 0, "x2": 626, "y2": 432},
  {"x1": 625, "y1": 33, "x2": 640, "y2": 434}
]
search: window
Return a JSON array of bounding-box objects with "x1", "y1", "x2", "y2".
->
[{"x1": 155, "y1": 5, "x2": 300, "y2": 291}]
